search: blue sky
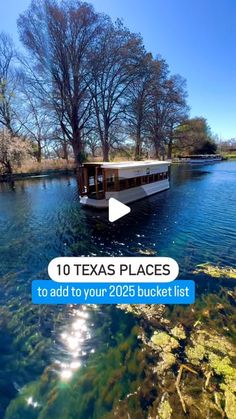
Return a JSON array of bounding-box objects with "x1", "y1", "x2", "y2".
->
[{"x1": 1, "y1": 0, "x2": 235, "y2": 139}]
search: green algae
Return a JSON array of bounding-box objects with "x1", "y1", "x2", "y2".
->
[
  {"x1": 158, "y1": 399, "x2": 173, "y2": 419},
  {"x1": 208, "y1": 354, "x2": 236, "y2": 387},
  {"x1": 194, "y1": 263, "x2": 236, "y2": 280},
  {"x1": 224, "y1": 389, "x2": 236, "y2": 419},
  {"x1": 151, "y1": 331, "x2": 179, "y2": 351},
  {"x1": 170, "y1": 324, "x2": 186, "y2": 340},
  {"x1": 185, "y1": 343, "x2": 205, "y2": 365}
]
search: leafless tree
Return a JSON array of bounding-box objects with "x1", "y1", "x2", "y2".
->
[
  {"x1": 18, "y1": 0, "x2": 105, "y2": 186},
  {"x1": 0, "y1": 32, "x2": 19, "y2": 134},
  {"x1": 89, "y1": 19, "x2": 145, "y2": 161},
  {"x1": 162, "y1": 75, "x2": 189, "y2": 159},
  {"x1": 146, "y1": 62, "x2": 188, "y2": 159},
  {"x1": 126, "y1": 53, "x2": 157, "y2": 159},
  {"x1": 15, "y1": 78, "x2": 53, "y2": 162}
]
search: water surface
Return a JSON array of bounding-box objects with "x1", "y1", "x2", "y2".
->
[{"x1": 0, "y1": 161, "x2": 235, "y2": 417}]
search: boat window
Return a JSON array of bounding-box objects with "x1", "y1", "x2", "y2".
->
[
  {"x1": 106, "y1": 171, "x2": 115, "y2": 191},
  {"x1": 141, "y1": 176, "x2": 148, "y2": 184},
  {"x1": 110, "y1": 171, "x2": 169, "y2": 192},
  {"x1": 136, "y1": 177, "x2": 141, "y2": 186},
  {"x1": 128, "y1": 178, "x2": 136, "y2": 188},
  {"x1": 119, "y1": 179, "x2": 127, "y2": 190},
  {"x1": 89, "y1": 176, "x2": 95, "y2": 186}
]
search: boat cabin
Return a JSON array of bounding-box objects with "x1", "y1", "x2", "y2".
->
[{"x1": 80, "y1": 161, "x2": 170, "y2": 208}]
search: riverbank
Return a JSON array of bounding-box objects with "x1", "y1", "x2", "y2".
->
[
  {"x1": 0, "y1": 168, "x2": 75, "y2": 182},
  {"x1": 0, "y1": 158, "x2": 76, "y2": 182},
  {"x1": 222, "y1": 153, "x2": 236, "y2": 159}
]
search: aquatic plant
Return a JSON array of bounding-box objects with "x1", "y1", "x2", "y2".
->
[
  {"x1": 151, "y1": 331, "x2": 179, "y2": 351},
  {"x1": 157, "y1": 398, "x2": 173, "y2": 419},
  {"x1": 194, "y1": 263, "x2": 236, "y2": 280}
]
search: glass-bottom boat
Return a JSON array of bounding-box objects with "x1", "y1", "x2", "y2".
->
[
  {"x1": 79, "y1": 161, "x2": 170, "y2": 208},
  {"x1": 176, "y1": 154, "x2": 222, "y2": 164}
]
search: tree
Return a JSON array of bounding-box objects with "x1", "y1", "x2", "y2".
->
[
  {"x1": 0, "y1": 32, "x2": 19, "y2": 134},
  {"x1": 145, "y1": 63, "x2": 188, "y2": 159},
  {"x1": 18, "y1": 0, "x2": 104, "y2": 185},
  {"x1": 0, "y1": 129, "x2": 31, "y2": 174},
  {"x1": 145, "y1": 58, "x2": 169, "y2": 158},
  {"x1": 16, "y1": 80, "x2": 52, "y2": 162},
  {"x1": 174, "y1": 117, "x2": 215, "y2": 155},
  {"x1": 89, "y1": 19, "x2": 145, "y2": 161},
  {"x1": 195, "y1": 139, "x2": 217, "y2": 154},
  {"x1": 126, "y1": 53, "x2": 154, "y2": 159},
  {"x1": 162, "y1": 75, "x2": 189, "y2": 159}
]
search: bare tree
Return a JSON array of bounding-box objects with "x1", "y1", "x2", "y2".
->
[
  {"x1": 126, "y1": 53, "x2": 157, "y2": 159},
  {"x1": 16, "y1": 79, "x2": 53, "y2": 162},
  {"x1": 162, "y1": 75, "x2": 189, "y2": 159},
  {"x1": 18, "y1": 0, "x2": 104, "y2": 186},
  {"x1": 145, "y1": 58, "x2": 169, "y2": 158},
  {"x1": 0, "y1": 33, "x2": 19, "y2": 134},
  {"x1": 90, "y1": 19, "x2": 144, "y2": 161},
  {"x1": 146, "y1": 62, "x2": 188, "y2": 159}
]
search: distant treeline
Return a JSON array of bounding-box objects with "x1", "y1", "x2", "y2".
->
[{"x1": 0, "y1": 0, "x2": 229, "y2": 175}]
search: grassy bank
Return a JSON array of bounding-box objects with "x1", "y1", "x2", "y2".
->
[
  {"x1": 221, "y1": 153, "x2": 236, "y2": 159},
  {"x1": 0, "y1": 159, "x2": 76, "y2": 182}
]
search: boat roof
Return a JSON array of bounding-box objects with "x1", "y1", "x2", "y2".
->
[{"x1": 84, "y1": 160, "x2": 170, "y2": 169}]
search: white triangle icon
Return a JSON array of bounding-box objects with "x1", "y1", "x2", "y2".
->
[{"x1": 108, "y1": 198, "x2": 131, "y2": 222}]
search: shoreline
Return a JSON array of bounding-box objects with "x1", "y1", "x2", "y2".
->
[{"x1": 0, "y1": 168, "x2": 76, "y2": 183}]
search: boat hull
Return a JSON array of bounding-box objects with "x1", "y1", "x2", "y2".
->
[{"x1": 80, "y1": 179, "x2": 170, "y2": 208}]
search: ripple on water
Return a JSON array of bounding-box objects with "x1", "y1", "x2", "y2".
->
[{"x1": 0, "y1": 163, "x2": 236, "y2": 414}]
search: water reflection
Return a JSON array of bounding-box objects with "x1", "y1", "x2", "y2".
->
[{"x1": 58, "y1": 305, "x2": 92, "y2": 382}]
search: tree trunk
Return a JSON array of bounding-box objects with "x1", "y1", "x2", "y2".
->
[
  {"x1": 71, "y1": 132, "x2": 84, "y2": 195},
  {"x1": 167, "y1": 142, "x2": 172, "y2": 160},
  {"x1": 135, "y1": 126, "x2": 142, "y2": 160},
  {"x1": 102, "y1": 128, "x2": 109, "y2": 161},
  {"x1": 167, "y1": 129, "x2": 173, "y2": 159},
  {"x1": 153, "y1": 139, "x2": 160, "y2": 159},
  {"x1": 91, "y1": 146, "x2": 96, "y2": 158},
  {"x1": 6, "y1": 160, "x2": 13, "y2": 175},
  {"x1": 62, "y1": 140, "x2": 69, "y2": 161},
  {"x1": 36, "y1": 142, "x2": 42, "y2": 163}
]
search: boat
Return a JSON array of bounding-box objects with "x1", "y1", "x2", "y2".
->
[
  {"x1": 79, "y1": 161, "x2": 170, "y2": 208},
  {"x1": 175, "y1": 154, "x2": 222, "y2": 164}
]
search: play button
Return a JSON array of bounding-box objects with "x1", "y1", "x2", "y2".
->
[{"x1": 108, "y1": 198, "x2": 131, "y2": 222}]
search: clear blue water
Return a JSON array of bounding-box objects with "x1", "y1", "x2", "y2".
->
[{"x1": 0, "y1": 161, "x2": 235, "y2": 416}]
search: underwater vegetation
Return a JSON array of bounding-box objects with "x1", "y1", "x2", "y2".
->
[
  {"x1": 1, "y1": 253, "x2": 235, "y2": 419},
  {"x1": 4, "y1": 277, "x2": 236, "y2": 419},
  {"x1": 193, "y1": 264, "x2": 236, "y2": 280}
]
